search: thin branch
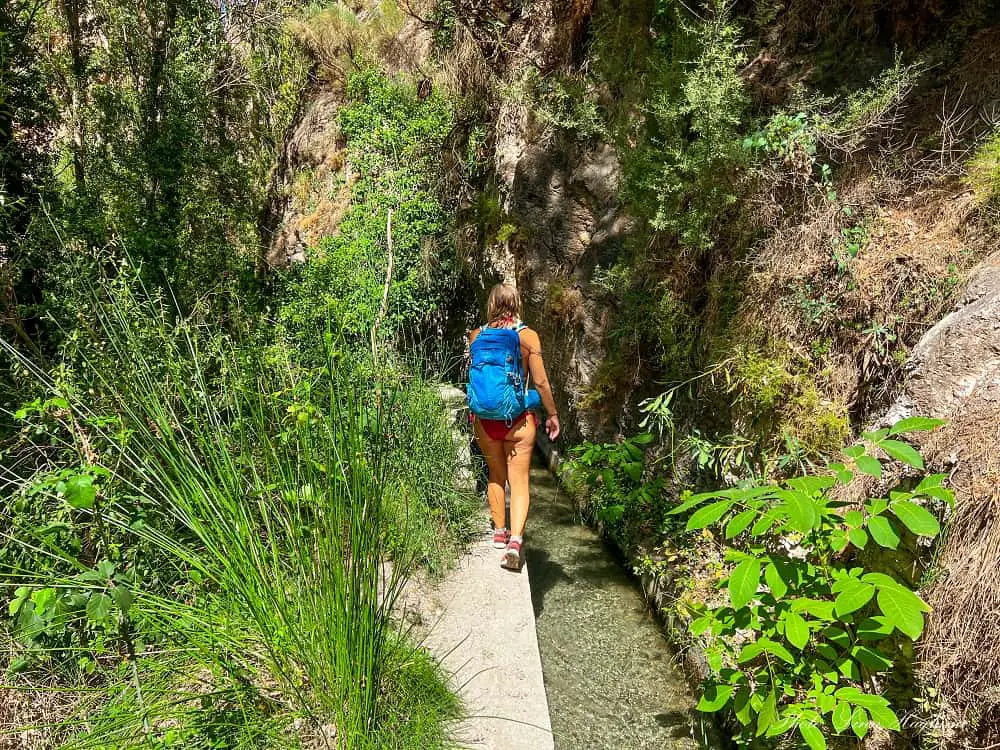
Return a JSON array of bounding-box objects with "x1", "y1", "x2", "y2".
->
[{"x1": 371, "y1": 208, "x2": 395, "y2": 359}]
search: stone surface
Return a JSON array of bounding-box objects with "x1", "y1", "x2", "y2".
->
[
  {"x1": 408, "y1": 531, "x2": 554, "y2": 750},
  {"x1": 881, "y1": 255, "x2": 1000, "y2": 427}
]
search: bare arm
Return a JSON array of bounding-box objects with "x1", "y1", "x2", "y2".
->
[{"x1": 520, "y1": 328, "x2": 559, "y2": 423}]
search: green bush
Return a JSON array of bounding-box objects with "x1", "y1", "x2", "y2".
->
[
  {"x1": 277, "y1": 68, "x2": 458, "y2": 364},
  {"x1": 561, "y1": 432, "x2": 662, "y2": 549},
  {"x1": 967, "y1": 131, "x2": 1000, "y2": 206},
  {"x1": 625, "y1": 0, "x2": 749, "y2": 252},
  {"x1": 675, "y1": 417, "x2": 951, "y2": 748}
]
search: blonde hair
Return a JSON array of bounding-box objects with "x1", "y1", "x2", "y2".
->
[{"x1": 486, "y1": 283, "x2": 521, "y2": 325}]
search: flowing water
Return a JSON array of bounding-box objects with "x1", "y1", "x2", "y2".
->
[{"x1": 526, "y1": 463, "x2": 710, "y2": 750}]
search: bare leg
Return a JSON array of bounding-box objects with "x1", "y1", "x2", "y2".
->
[
  {"x1": 505, "y1": 415, "x2": 536, "y2": 538},
  {"x1": 475, "y1": 420, "x2": 508, "y2": 530}
]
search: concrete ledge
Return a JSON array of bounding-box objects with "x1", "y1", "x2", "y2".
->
[{"x1": 411, "y1": 534, "x2": 554, "y2": 750}]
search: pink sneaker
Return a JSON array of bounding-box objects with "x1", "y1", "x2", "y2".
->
[
  {"x1": 501, "y1": 539, "x2": 522, "y2": 571},
  {"x1": 492, "y1": 527, "x2": 510, "y2": 549}
]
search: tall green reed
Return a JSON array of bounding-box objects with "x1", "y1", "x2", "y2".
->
[{"x1": 2, "y1": 279, "x2": 428, "y2": 748}]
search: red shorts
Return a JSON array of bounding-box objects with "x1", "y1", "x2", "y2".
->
[{"x1": 476, "y1": 412, "x2": 536, "y2": 441}]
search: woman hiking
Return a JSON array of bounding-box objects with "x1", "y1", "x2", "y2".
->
[{"x1": 467, "y1": 284, "x2": 560, "y2": 570}]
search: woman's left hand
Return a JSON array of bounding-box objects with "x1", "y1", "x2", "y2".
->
[{"x1": 545, "y1": 414, "x2": 560, "y2": 441}]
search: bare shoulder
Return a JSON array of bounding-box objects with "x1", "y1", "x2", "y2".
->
[{"x1": 518, "y1": 326, "x2": 542, "y2": 352}]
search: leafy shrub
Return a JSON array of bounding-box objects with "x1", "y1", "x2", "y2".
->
[
  {"x1": 517, "y1": 68, "x2": 605, "y2": 139},
  {"x1": 562, "y1": 433, "x2": 663, "y2": 548},
  {"x1": 276, "y1": 68, "x2": 458, "y2": 364},
  {"x1": 743, "y1": 111, "x2": 823, "y2": 175},
  {"x1": 625, "y1": 0, "x2": 749, "y2": 251},
  {"x1": 966, "y1": 131, "x2": 1000, "y2": 206},
  {"x1": 675, "y1": 417, "x2": 951, "y2": 748}
]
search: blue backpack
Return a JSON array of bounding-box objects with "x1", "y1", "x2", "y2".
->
[{"x1": 467, "y1": 324, "x2": 542, "y2": 422}]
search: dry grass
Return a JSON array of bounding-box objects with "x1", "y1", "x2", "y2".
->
[
  {"x1": 917, "y1": 409, "x2": 1000, "y2": 748},
  {"x1": 288, "y1": 3, "x2": 415, "y2": 90},
  {"x1": 0, "y1": 638, "x2": 78, "y2": 750}
]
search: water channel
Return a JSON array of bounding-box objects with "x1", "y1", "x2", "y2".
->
[{"x1": 526, "y1": 462, "x2": 711, "y2": 750}]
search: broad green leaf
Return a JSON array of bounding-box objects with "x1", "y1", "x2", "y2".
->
[
  {"x1": 851, "y1": 707, "x2": 869, "y2": 739},
  {"x1": 798, "y1": 598, "x2": 836, "y2": 621},
  {"x1": 834, "y1": 580, "x2": 875, "y2": 616},
  {"x1": 631, "y1": 432, "x2": 655, "y2": 445},
  {"x1": 855, "y1": 455, "x2": 882, "y2": 478},
  {"x1": 914, "y1": 473, "x2": 947, "y2": 492},
  {"x1": 690, "y1": 616, "x2": 712, "y2": 636},
  {"x1": 670, "y1": 489, "x2": 728, "y2": 515},
  {"x1": 862, "y1": 428, "x2": 890, "y2": 442},
  {"x1": 877, "y1": 585, "x2": 929, "y2": 640},
  {"x1": 823, "y1": 626, "x2": 850, "y2": 649},
  {"x1": 838, "y1": 656, "x2": 862, "y2": 680},
  {"x1": 829, "y1": 528, "x2": 849, "y2": 552},
  {"x1": 96, "y1": 560, "x2": 116, "y2": 579},
  {"x1": 867, "y1": 515, "x2": 901, "y2": 549},
  {"x1": 919, "y1": 485, "x2": 954, "y2": 504},
  {"x1": 784, "y1": 612, "x2": 810, "y2": 649},
  {"x1": 756, "y1": 691, "x2": 776, "y2": 737},
  {"x1": 851, "y1": 645, "x2": 892, "y2": 671},
  {"x1": 816, "y1": 692, "x2": 836, "y2": 714},
  {"x1": 888, "y1": 416, "x2": 945, "y2": 435},
  {"x1": 867, "y1": 497, "x2": 889, "y2": 514},
  {"x1": 86, "y1": 593, "x2": 113, "y2": 624},
  {"x1": 696, "y1": 683, "x2": 734, "y2": 712},
  {"x1": 733, "y1": 687, "x2": 753, "y2": 725},
  {"x1": 842, "y1": 445, "x2": 865, "y2": 458},
  {"x1": 832, "y1": 702, "x2": 852, "y2": 733},
  {"x1": 860, "y1": 572, "x2": 900, "y2": 589},
  {"x1": 816, "y1": 644, "x2": 838, "y2": 662},
  {"x1": 835, "y1": 687, "x2": 894, "y2": 710},
  {"x1": 64, "y1": 474, "x2": 96, "y2": 509},
  {"x1": 786, "y1": 475, "x2": 836, "y2": 493},
  {"x1": 890, "y1": 500, "x2": 940, "y2": 537},
  {"x1": 761, "y1": 638, "x2": 795, "y2": 664},
  {"x1": 738, "y1": 642, "x2": 764, "y2": 663},
  {"x1": 764, "y1": 562, "x2": 788, "y2": 598},
  {"x1": 799, "y1": 721, "x2": 827, "y2": 750},
  {"x1": 110, "y1": 586, "x2": 134, "y2": 614},
  {"x1": 878, "y1": 439, "x2": 924, "y2": 469},
  {"x1": 843, "y1": 510, "x2": 864, "y2": 528},
  {"x1": 867, "y1": 704, "x2": 901, "y2": 731},
  {"x1": 624, "y1": 462, "x2": 642, "y2": 483},
  {"x1": 686, "y1": 500, "x2": 734, "y2": 531},
  {"x1": 750, "y1": 512, "x2": 777, "y2": 536},
  {"x1": 835, "y1": 468, "x2": 854, "y2": 484},
  {"x1": 725, "y1": 509, "x2": 757, "y2": 539},
  {"x1": 707, "y1": 648, "x2": 724, "y2": 672},
  {"x1": 729, "y1": 557, "x2": 762, "y2": 609},
  {"x1": 780, "y1": 489, "x2": 818, "y2": 533},
  {"x1": 764, "y1": 716, "x2": 796, "y2": 737},
  {"x1": 857, "y1": 616, "x2": 894, "y2": 641},
  {"x1": 848, "y1": 527, "x2": 869, "y2": 549}
]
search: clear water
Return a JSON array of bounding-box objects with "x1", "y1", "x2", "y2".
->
[{"x1": 526, "y1": 464, "x2": 711, "y2": 750}]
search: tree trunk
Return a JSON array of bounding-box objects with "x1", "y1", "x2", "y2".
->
[{"x1": 60, "y1": 0, "x2": 88, "y2": 191}]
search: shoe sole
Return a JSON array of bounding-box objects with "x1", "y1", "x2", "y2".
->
[
  {"x1": 501, "y1": 548, "x2": 521, "y2": 570},
  {"x1": 492, "y1": 540, "x2": 508, "y2": 549}
]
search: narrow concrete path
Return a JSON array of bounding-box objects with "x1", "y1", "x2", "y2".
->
[{"x1": 410, "y1": 529, "x2": 554, "y2": 750}]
